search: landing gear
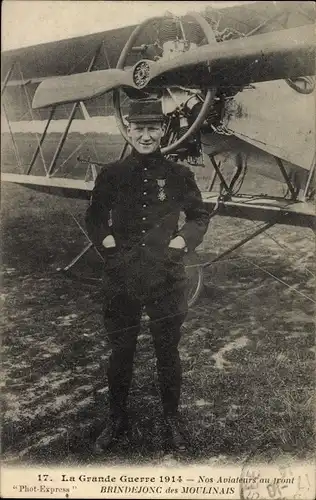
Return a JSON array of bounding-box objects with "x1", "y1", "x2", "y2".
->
[
  {"x1": 187, "y1": 263, "x2": 204, "y2": 308},
  {"x1": 59, "y1": 247, "x2": 205, "y2": 310}
]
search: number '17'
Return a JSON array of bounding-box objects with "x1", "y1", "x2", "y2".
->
[{"x1": 38, "y1": 474, "x2": 49, "y2": 481}]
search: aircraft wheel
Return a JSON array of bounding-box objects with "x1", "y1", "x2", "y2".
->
[
  {"x1": 186, "y1": 264, "x2": 204, "y2": 308},
  {"x1": 58, "y1": 262, "x2": 204, "y2": 308}
]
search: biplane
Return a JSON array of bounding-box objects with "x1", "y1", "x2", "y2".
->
[{"x1": 1, "y1": 0, "x2": 315, "y2": 307}]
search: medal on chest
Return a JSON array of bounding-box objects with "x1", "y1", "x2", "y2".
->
[{"x1": 157, "y1": 179, "x2": 167, "y2": 201}]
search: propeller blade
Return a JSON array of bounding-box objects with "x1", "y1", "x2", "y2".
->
[
  {"x1": 147, "y1": 25, "x2": 315, "y2": 88},
  {"x1": 32, "y1": 68, "x2": 136, "y2": 109},
  {"x1": 33, "y1": 25, "x2": 314, "y2": 109}
]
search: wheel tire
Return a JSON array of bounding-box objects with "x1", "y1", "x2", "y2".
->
[{"x1": 186, "y1": 264, "x2": 204, "y2": 308}]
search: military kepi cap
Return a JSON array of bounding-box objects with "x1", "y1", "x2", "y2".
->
[{"x1": 126, "y1": 99, "x2": 164, "y2": 123}]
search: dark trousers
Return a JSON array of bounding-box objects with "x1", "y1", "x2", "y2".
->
[{"x1": 103, "y1": 280, "x2": 188, "y2": 418}]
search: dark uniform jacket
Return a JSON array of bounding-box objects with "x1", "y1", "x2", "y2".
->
[{"x1": 85, "y1": 149, "x2": 210, "y2": 297}]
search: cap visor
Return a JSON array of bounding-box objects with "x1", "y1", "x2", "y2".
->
[{"x1": 126, "y1": 114, "x2": 165, "y2": 123}]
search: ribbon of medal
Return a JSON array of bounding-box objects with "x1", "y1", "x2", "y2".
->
[{"x1": 157, "y1": 179, "x2": 167, "y2": 201}]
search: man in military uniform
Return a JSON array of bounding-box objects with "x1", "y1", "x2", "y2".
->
[{"x1": 85, "y1": 99, "x2": 210, "y2": 453}]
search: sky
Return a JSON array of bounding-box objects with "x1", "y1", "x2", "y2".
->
[{"x1": 2, "y1": 0, "x2": 249, "y2": 51}]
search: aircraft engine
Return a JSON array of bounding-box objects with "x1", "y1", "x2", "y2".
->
[{"x1": 112, "y1": 11, "x2": 219, "y2": 157}]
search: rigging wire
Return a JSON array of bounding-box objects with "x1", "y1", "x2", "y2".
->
[
  {"x1": 197, "y1": 152, "x2": 315, "y2": 300},
  {"x1": 214, "y1": 200, "x2": 315, "y2": 294},
  {"x1": 249, "y1": 220, "x2": 316, "y2": 278},
  {"x1": 209, "y1": 210, "x2": 315, "y2": 301},
  {"x1": 241, "y1": 257, "x2": 315, "y2": 304},
  {"x1": 52, "y1": 137, "x2": 89, "y2": 177}
]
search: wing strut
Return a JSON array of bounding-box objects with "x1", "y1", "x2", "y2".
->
[
  {"x1": 2, "y1": 62, "x2": 23, "y2": 169},
  {"x1": 47, "y1": 43, "x2": 103, "y2": 176},
  {"x1": 14, "y1": 61, "x2": 50, "y2": 174},
  {"x1": 3, "y1": 41, "x2": 108, "y2": 179},
  {"x1": 209, "y1": 155, "x2": 231, "y2": 193},
  {"x1": 56, "y1": 139, "x2": 130, "y2": 278},
  {"x1": 27, "y1": 107, "x2": 56, "y2": 174},
  {"x1": 274, "y1": 156, "x2": 298, "y2": 200},
  {"x1": 1, "y1": 63, "x2": 16, "y2": 96},
  {"x1": 202, "y1": 219, "x2": 279, "y2": 267},
  {"x1": 2, "y1": 101, "x2": 22, "y2": 170}
]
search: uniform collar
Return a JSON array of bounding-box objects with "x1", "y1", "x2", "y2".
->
[
  {"x1": 130, "y1": 147, "x2": 164, "y2": 165},
  {"x1": 126, "y1": 149, "x2": 169, "y2": 178}
]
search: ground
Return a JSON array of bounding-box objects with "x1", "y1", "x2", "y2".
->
[{"x1": 1, "y1": 141, "x2": 315, "y2": 467}]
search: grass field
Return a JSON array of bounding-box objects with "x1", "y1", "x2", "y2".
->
[{"x1": 1, "y1": 133, "x2": 315, "y2": 467}]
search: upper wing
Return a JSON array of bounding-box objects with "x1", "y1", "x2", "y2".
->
[
  {"x1": 32, "y1": 24, "x2": 315, "y2": 109},
  {"x1": 2, "y1": 0, "x2": 314, "y2": 80},
  {"x1": 3, "y1": 1, "x2": 315, "y2": 117},
  {"x1": 1, "y1": 25, "x2": 136, "y2": 80},
  {"x1": 148, "y1": 24, "x2": 315, "y2": 87}
]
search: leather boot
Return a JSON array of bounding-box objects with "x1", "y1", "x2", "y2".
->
[
  {"x1": 94, "y1": 414, "x2": 129, "y2": 454},
  {"x1": 164, "y1": 413, "x2": 187, "y2": 453}
]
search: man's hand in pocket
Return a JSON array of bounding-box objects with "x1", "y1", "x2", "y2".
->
[
  {"x1": 102, "y1": 235, "x2": 116, "y2": 248},
  {"x1": 168, "y1": 236, "x2": 186, "y2": 249}
]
